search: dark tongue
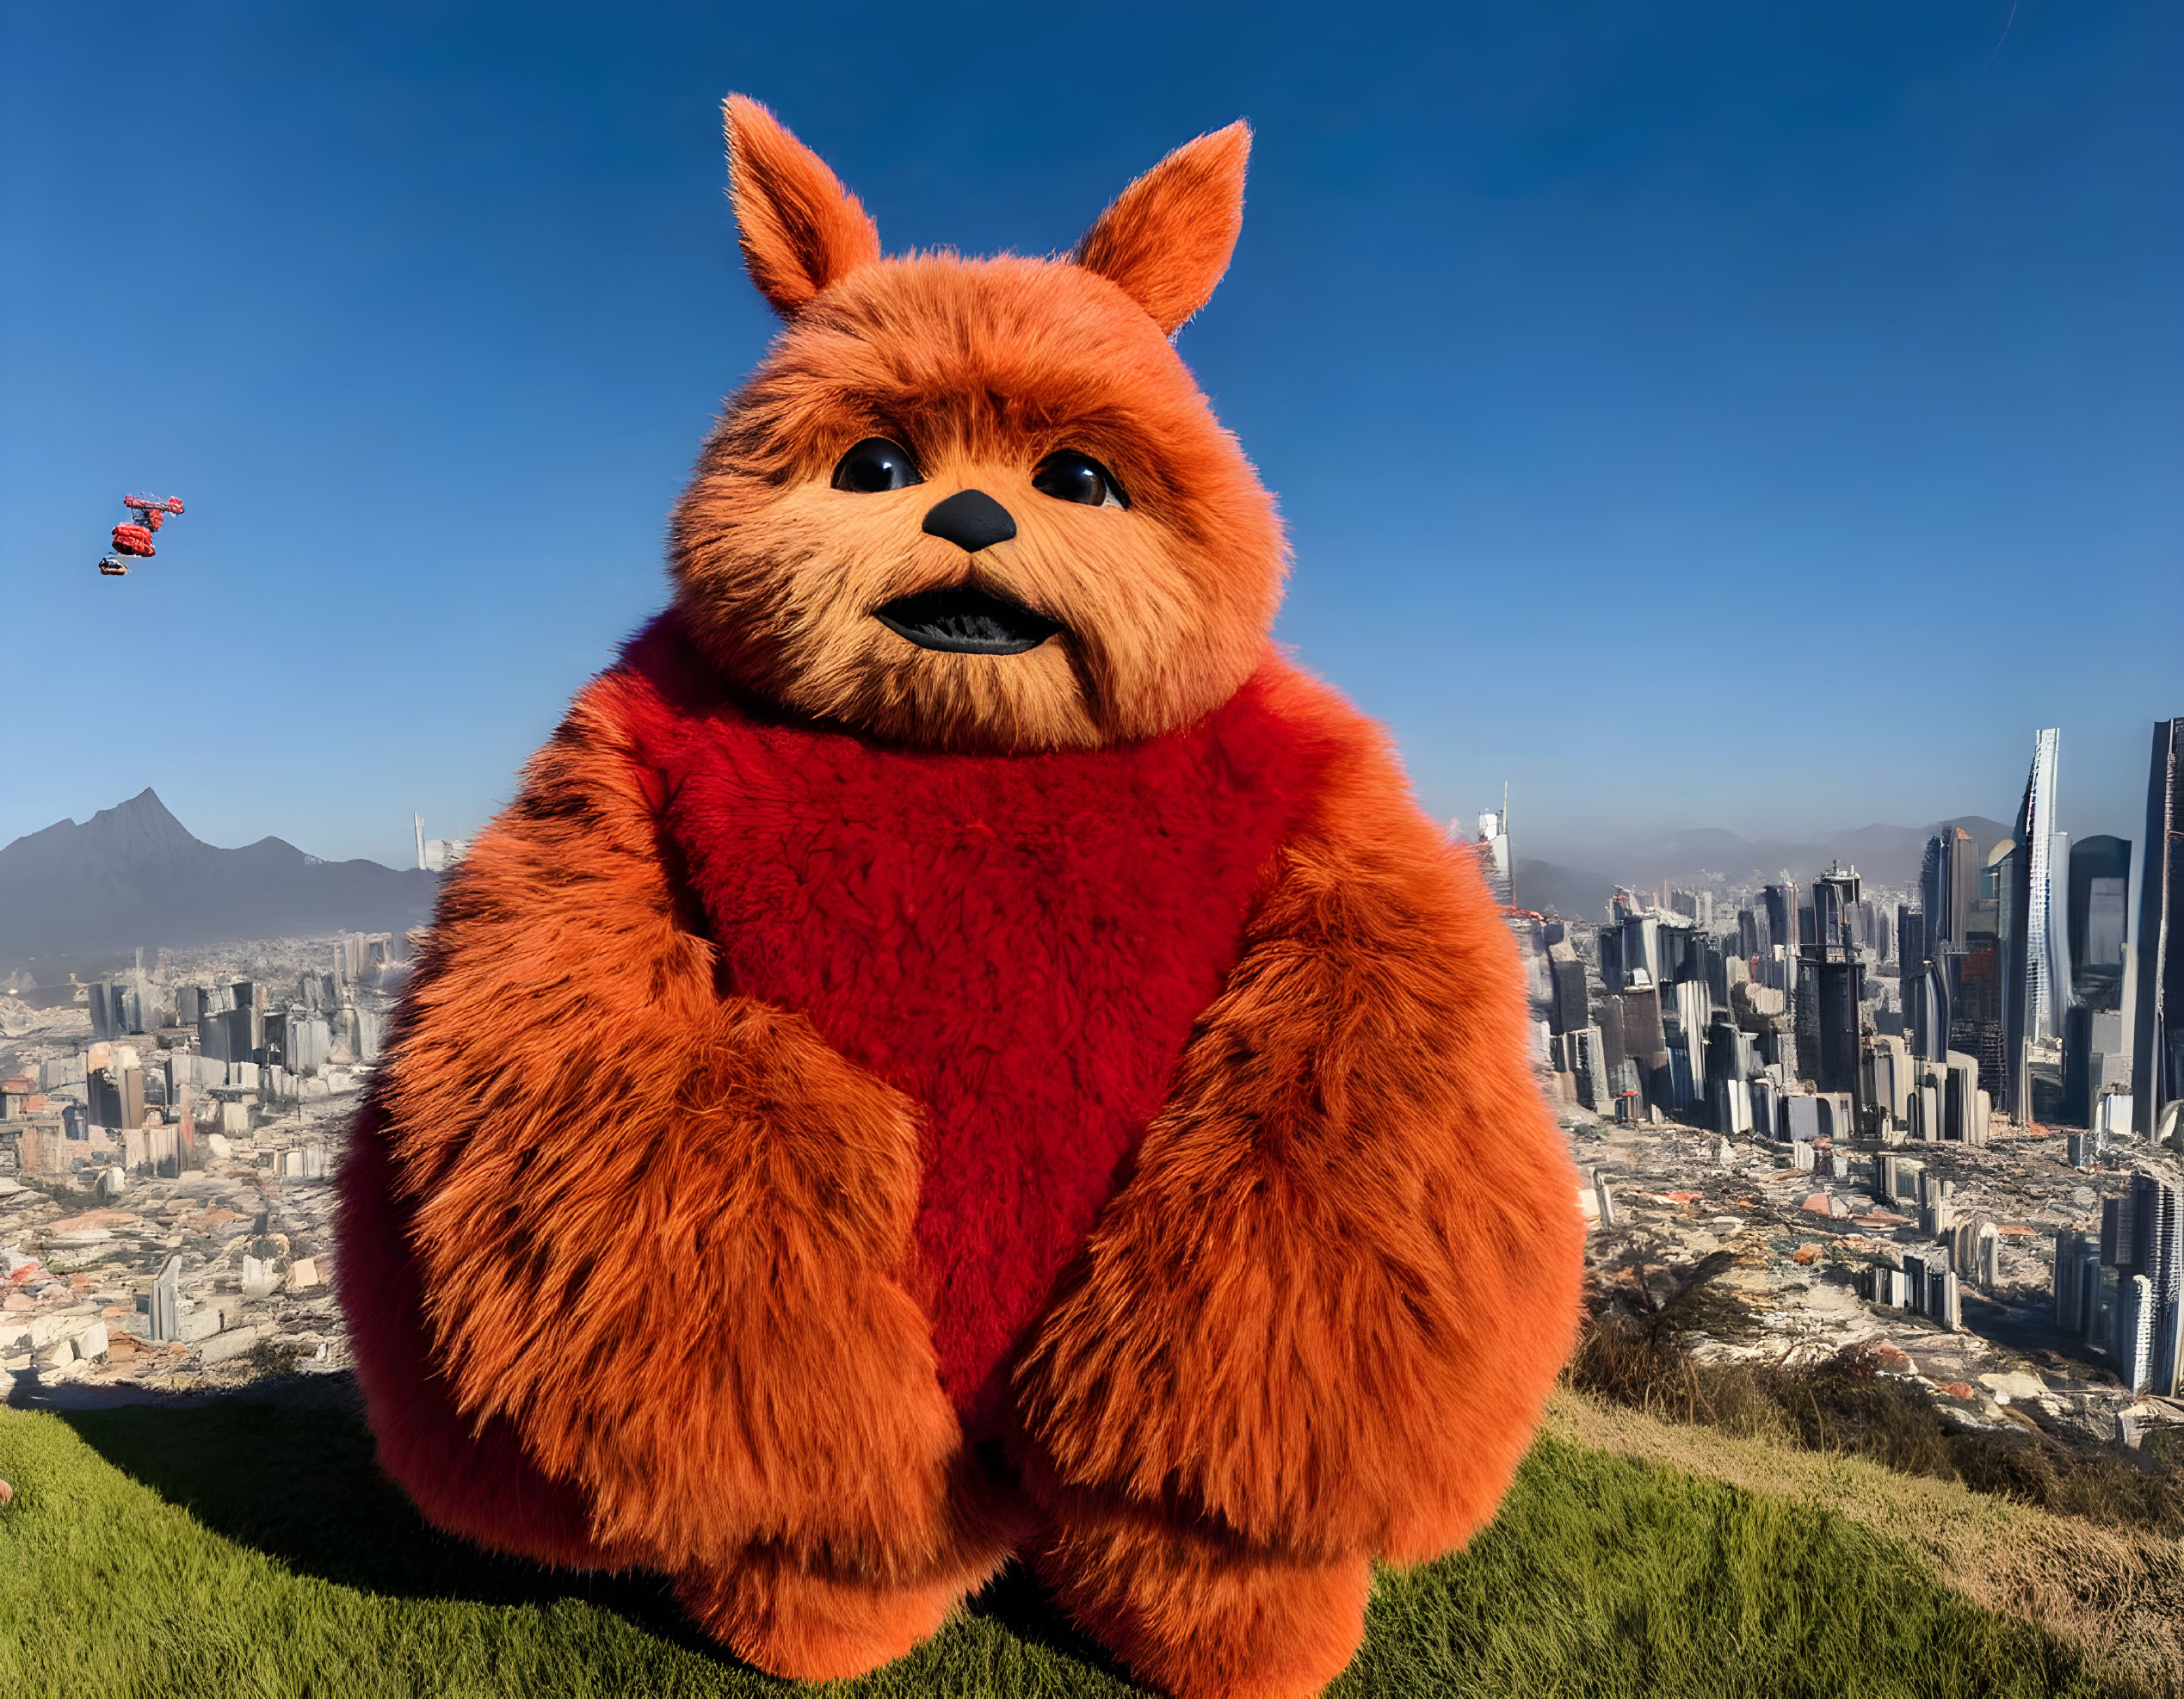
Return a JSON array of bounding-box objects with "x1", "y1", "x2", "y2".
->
[{"x1": 873, "y1": 587, "x2": 1062, "y2": 656}]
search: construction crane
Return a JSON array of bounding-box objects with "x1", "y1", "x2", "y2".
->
[{"x1": 97, "y1": 493, "x2": 185, "y2": 577}]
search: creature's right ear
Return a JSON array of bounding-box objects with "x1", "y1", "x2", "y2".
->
[{"x1": 723, "y1": 96, "x2": 881, "y2": 318}]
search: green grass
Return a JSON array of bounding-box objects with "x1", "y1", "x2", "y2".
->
[{"x1": 0, "y1": 1394, "x2": 2144, "y2": 1698}]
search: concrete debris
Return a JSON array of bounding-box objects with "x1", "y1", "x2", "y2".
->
[
  {"x1": 180, "y1": 1307, "x2": 224, "y2": 1344},
  {"x1": 0, "y1": 969, "x2": 366, "y2": 1399},
  {"x1": 197, "y1": 1325, "x2": 270, "y2": 1367},
  {"x1": 1555, "y1": 1084, "x2": 2159, "y2": 1445},
  {"x1": 1978, "y1": 1368, "x2": 2047, "y2": 1403}
]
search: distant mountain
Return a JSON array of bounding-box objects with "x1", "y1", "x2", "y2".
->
[
  {"x1": 1530, "y1": 816, "x2": 2011, "y2": 895},
  {"x1": 0, "y1": 789, "x2": 439, "y2": 967}
]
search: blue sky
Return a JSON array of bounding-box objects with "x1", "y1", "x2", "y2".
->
[{"x1": 3, "y1": 2, "x2": 2178, "y2": 874}]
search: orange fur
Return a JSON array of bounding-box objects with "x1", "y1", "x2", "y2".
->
[
  {"x1": 373, "y1": 673, "x2": 1015, "y2": 1671},
  {"x1": 1075, "y1": 121, "x2": 1252, "y2": 335},
  {"x1": 345, "y1": 98, "x2": 1586, "y2": 1697},
  {"x1": 1009, "y1": 668, "x2": 1584, "y2": 1689},
  {"x1": 1034, "y1": 1487, "x2": 1371, "y2": 1699},
  {"x1": 674, "y1": 1546, "x2": 980, "y2": 1680},
  {"x1": 726, "y1": 96, "x2": 883, "y2": 317}
]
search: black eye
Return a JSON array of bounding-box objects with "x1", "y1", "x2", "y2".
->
[
  {"x1": 1032, "y1": 451, "x2": 1128, "y2": 510},
  {"x1": 831, "y1": 438, "x2": 922, "y2": 493}
]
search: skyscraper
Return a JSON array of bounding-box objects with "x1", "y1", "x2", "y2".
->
[
  {"x1": 1800, "y1": 865, "x2": 1864, "y2": 1103},
  {"x1": 2008, "y1": 729, "x2": 2067, "y2": 1051},
  {"x1": 2002, "y1": 825, "x2": 2032, "y2": 1116},
  {"x1": 1922, "y1": 827, "x2": 1977, "y2": 949},
  {"x1": 2069, "y1": 835, "x2": 2133, "y2": 1010},
  {"x1": 1667, "y1": 977, "x2": 1711, "y2": 1111},
  {"x1": 1964, "y1": 838, "x2": 2014, "y2": 1105},
  {"x1": 2123, "y1": 1172, "x2": 2184, "y2": 1395},
  {"x1": 2062, "y1": 1004, "x2": 2129, "y2": 1127},
  {"x1": 2119, "y1": 1274, "x2": 2156, "y2": 1395},
  {"x1": 1546, "y1": 943, "x2": 1589, "y2": 1035},
  {"x1": 1475, "y1": 788, "x2": 1513, "y2": 909},
  {"x1": 1948, "y1": 828, "x2": 1976, "y2": 942},
  {"x1": 1896, "y1": 904, "x2": 1946, "y2": 1063},
  {"x1": 1598, "y1": 924, "x2": 1625, "y2": 995},
  {"x1": 2137, "y1": 720, "x2": 2184, "y2": 1142},
  {"x1": 1909, "y1": 960, "x2": 1950, "y2": 1063},
  {"x1": 1619, "y1": 912, "x2": 1663, "y2": 988},
  {"x1": 1763, "y1": 884, "x2": 1798, "y2": 954},
  {"x1": 2060, "y1": 834, "x2": 2136, "y2": 1128}
]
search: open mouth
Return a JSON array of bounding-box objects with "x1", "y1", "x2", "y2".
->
[{"x1": 872, "y1": 586, "x2": 1064, "y2": 656}]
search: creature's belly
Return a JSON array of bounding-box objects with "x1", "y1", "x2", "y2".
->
[{"x1": 630, "y1": 636, "x2": 1321, "y2": 1436}]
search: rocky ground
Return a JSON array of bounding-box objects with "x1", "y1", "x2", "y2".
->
[{"x1": 1565, "y1": 1102, "x2": 2184, "y2": 1449}]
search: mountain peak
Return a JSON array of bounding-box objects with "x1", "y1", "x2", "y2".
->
[
  {"x1": 77, "y1": 788, "x2": 203, "y2": 861},
  {"x1": 0, "y1": 790, "x2": 437, "y2": 964},
  {"x1": 112, "y1": 786, "x2": 182, "y2": 824}
]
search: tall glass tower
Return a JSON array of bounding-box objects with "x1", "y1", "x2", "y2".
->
[
  {"x1": 2138, "y1": 720, "x2": 2184, "y2": 1141},
  {"x1": 2022, "y1": 728, "x2": 2065, "y2": 1044}
]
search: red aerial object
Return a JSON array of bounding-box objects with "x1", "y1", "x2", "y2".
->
[{"x1": 97, "y1": 493, "x2": 185, "y2": 577}]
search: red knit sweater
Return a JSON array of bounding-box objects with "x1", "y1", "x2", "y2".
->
[{"x1": 617, "y1": 616, "x2": 1331, "y2": 1435}]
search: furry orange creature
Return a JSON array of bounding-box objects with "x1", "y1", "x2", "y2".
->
[{"x1": 337, "y1": 96, "x2": 1584, "y2": 1699}]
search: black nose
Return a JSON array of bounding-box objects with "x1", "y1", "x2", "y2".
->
[{"x1": 921, "y1": 488, "x2": 1017, "y2": 553}]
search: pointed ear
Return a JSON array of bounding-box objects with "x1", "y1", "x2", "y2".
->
[
  {"x1": 1074, "y1": 121, "x2": 1251, "y2": 334},
  {"x1": 723, "y1": 96, "x2": 881, "y2": 317}
]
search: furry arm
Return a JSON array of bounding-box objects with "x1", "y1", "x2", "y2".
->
[
  {"x1": 1015, "y1": 668, "x2": 1586, "y2": 1564},
  {"x1": 375, "y1": 670, "x2": 992, "y2": 1581}
]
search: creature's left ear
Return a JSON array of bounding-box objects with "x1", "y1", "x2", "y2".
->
[
  {"x1": 723, "y1": 95, "x2": 882, "y2": 317},
  {"x1": 1074, "y1": 121, "x2": 1251, "y2": 334}
]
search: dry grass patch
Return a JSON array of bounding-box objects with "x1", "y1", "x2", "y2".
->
[
  {"x1": 1576, "y1": 1263, "x2": 2184, "y2": 1540},
  {"x1": 1545, "y1": 1384, "x2": 2184, "y2": 1695}
]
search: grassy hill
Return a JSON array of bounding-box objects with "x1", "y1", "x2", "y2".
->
[{"x1": 0, "y1": 1384, "x2": 2166, "y2": 1698}]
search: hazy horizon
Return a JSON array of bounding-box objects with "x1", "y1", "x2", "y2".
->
[
  {"x1": 0, "y1": 782, "x2": 2024, "y2": 895},
  {"x1": 4, "y1": 3, "x2": 2178, "y2": 868}
]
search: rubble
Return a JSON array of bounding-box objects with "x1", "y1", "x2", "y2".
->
[
  {"x1": 0, "y1": 1136, "x2": 351, "y2": 1402},
  {"x1": 1562, "y1": 1099, "x2": 2184, "y2": 1447},
  {"x1": 1, "y1": 975, "x2": 365, "y2": 1406}
]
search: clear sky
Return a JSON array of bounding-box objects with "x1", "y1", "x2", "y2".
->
[{"x1": 3, "y1": 2, "x2": 2178, "y2": 874}]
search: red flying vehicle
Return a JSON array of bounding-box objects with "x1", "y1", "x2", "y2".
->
[{"x1": 98, "y1": 494, "x2": 185, "y2": 577}]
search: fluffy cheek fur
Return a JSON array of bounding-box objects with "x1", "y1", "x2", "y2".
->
[{"x1": 675, "y1": 455, "x2": 1262, "y2": 752}]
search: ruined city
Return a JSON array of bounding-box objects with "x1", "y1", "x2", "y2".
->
[
  {"x1": 0, "y1": 934, "x2": 394, "y2": 1402},
  {"x1": 3, "y1": 722, "x2": 2179, "y2": 1471}
]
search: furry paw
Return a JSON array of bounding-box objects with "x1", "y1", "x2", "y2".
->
[
  {"x1": 675, "y1": 1551, "x2": 972, "y2": 1681},
  {"x1": 1037, "y1": 1498, "x2": 1370, "y2": 1699}
]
